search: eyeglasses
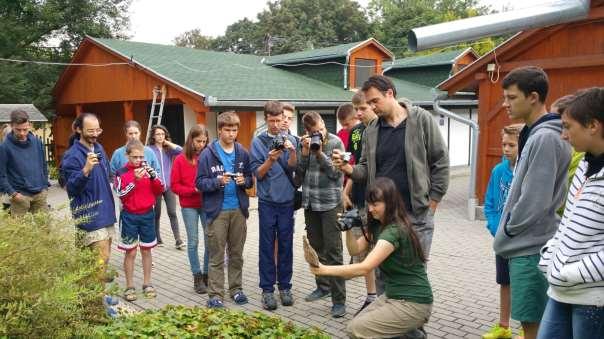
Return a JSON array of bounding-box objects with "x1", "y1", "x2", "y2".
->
[{"x1": 85, "y1": 128, "x2": 103, "y2": 135}]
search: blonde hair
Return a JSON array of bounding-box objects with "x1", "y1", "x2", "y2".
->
[{"x1": 501, "y1": 123, "x2": 523, "y2": 138}]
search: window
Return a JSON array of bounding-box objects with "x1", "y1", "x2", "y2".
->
[{"x1": 354, "y1": 59, "x2": 376, "y2": 88}]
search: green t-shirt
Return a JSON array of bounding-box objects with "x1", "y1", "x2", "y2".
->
[{"x1": 378, "y1": 224, "x2": 433, "y2": 304}]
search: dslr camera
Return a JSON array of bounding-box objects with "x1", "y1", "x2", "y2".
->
[
  {"x1": 140, "y1": 161, "x2": 157, "y2": 179},
  {"x1": 271, "y1": 134, "x2": 286, "y2": 151},
  {"x1": 336, "y1": 208, "x2": 363, "y2": 231},
  {"x1": 223, "y1": 172, "x2": 239, "y2": 179},
  {"x1": 309, "y1": 131, "x2": 323, "y2": 151}
]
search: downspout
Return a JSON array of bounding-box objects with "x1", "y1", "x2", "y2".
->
[{"x1": 433, "y1": 92, "x2": 479, "y2": 221}]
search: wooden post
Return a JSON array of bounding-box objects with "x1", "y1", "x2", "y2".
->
[
  {"x1": 196, "y1": 110, "x2": 206, "y2": 124},
  {"x1": 123, "y1": 101, "x2": 134, "y2": 122}
]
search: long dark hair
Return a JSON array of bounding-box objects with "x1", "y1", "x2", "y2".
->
[
  {"x1": 184, "y1": 124, "x2": 209, "y2": 163},
  {"x1": 147, "y1": 125, "x2": 172, "y2": 149},
  {"x1": 366, "y1": 177, "x2": 426, "y2": 263}
]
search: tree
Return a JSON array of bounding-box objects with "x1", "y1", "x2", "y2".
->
[
  {"x1": 368, "y1": 0, "x2": 494, "y2": 56},
  {"x1": 0, "y1": 0, "x2": 131, "y2": 116},
  {"x1": 189, "y1": 0, "x2": 371, "y2": 55},
  {"x1": 173, "y1": 29, "x2": 215, "y2": 49}
]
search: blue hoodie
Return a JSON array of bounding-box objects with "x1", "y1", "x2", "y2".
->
[
  {"x1": 484, "y1": 157, "x2": 513, "y2": 236},
  {"x1": 196, "y1": 140, "x2": 253, "y2": 224},
  {"x1": 249, "y1": 132, "x2": 297, "y2": 205},
  {"x1": 60, "y1": 141, "x2": 116, "y2": 232},
  {"x1": 0, "y1": 132, "x2": 49, "y2": 196}
]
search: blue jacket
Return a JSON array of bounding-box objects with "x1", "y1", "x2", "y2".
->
[
  {"x1": 484, "y1": 157, "x2": 513, "y2": 236},
  {"x1": 60, "y1": 141, "x2": 116, "y2": 232},
  {"x1": 196, "y1": 141, "x2": 253, "y2": 224},
  {"x1": 109, "y1": 145, "x2": 160, "y2": 178},
  {"x1": 250, "y1": 132, "x2": 297, "y2": 205},
  {"x1": 0, "y1": 132, "x2": 49, "y2": 195}
]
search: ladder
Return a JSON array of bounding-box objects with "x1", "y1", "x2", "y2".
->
[{"x1": 145, "y1": 85, "x2": 166, "y2": 144}]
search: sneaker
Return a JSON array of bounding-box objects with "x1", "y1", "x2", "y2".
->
[
  {"x1": 515, "y1": 328, "x2": 524, "y2": 339},
  {"x1": 103, "y1": 294, "x2": 119, "y2": 306},
  {"x1": 262, "y1": 292, "x2": 278, "y2": 310},
  {"x1": 331, "y1": 303, "x2": 346, "y2": 318},
  {"x1": 207, "y1": 297, "x2": 224, "y2": 308},
  {"x1": 175, "y1": 240, "x2": 185, "y2": 250},
  {"x1": 404, "y1": 328, "x2": 427, "y2": 339},
  {"x1": 231, "y1": 291, "x2": 248, "y2": 305},
  {"x1": 279, "y1": 289, "x2": 294, "y2": 306},
  {"x1": 157, "y1": 241, "x2": 164, "y2": 247},
  {"x1": 482, "y1": 324, "x2": 512, "y2": 339},
  {"x1": 304, "y1": 288, "x2": 330, "y2": 302}
]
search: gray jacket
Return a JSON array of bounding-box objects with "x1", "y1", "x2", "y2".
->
[
  {"x1": 494, "y1": 117, "x2": 572, "y2": 258},
  {"x1": 350, "y1": 100, "x2": 449, "y2": 217}
]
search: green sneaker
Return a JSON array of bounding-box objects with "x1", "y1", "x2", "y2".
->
[{"x1": 482, "y1": 324, "x2": 512, "y2": 339}]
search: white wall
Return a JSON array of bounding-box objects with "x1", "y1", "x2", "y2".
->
[
  {"x1": 182, "y1": 105, "x2": 197, "y2": 140},
  {"x1": 428, "y1": 107, "x2": 477, "y2": 167}
]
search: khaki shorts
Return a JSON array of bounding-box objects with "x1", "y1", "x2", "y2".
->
[{"x1": 82, "y1": 226, "x2": 115, "y2": 247}]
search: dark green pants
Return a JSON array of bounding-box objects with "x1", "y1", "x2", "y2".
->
[{"x1": 304, "y1": 205, "x2": 346, "y2": 305}]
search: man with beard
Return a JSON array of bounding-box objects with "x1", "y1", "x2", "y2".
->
[{"x1": 60, "y1": 113, "x2": 116, "y2": 278}]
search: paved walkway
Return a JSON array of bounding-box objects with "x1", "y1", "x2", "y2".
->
[{"x1": 47, "y1": 169, "x2": 520, "y2": 338}]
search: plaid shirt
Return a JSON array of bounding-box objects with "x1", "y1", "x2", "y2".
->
[{"x1": 295, "y1": 133, "x2": 344, "y2": 211}]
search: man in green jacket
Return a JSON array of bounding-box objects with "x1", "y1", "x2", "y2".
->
[{"x1": 334, "y1": 75, "x2": 449, "y2": 260}]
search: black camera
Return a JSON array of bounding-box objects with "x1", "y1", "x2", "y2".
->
[
  {"x1": 336, "y1": 208, "x2": 363, "y2": 231},
  {"x1": 271, "y1": 134, "x2": 286, "y2": 151},
  {"x1": 140, "y1": 161, "x2": 157, "y2": 179},
  {"x1": 309, "y1": 131, "x2": 323, "y2": 151},
  {"x1": 223, "y1": 172, "x2": 239, "y2": 179}
]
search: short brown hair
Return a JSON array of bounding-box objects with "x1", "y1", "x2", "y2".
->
[
  {"x1": 336, "y1": 103, "x2": 355, "y2": 121},
  {"x1": 502, "y1": 66, "x2": 549, "y2": 103},
  {"x1": 565, "y1": 87, "x2": 604, "y2": 135},
  {"x1": 124, "y1": 120, "x2": 142, "y2": 133},
  {"x1": 217, "y1": 111, "x2": 240, "y2": 129},
  {"x1": 501, "y1": 123, "x2": 523, "y2": 137},
  {"x1": 302, "y1": 111, "x2": 322, "y2": 131},
  {"x1": 10, "y1": 109, "x2": 29, "y2": 125},
  {"x1": 264, "y1": 101, "x2": 283, "y2": 118},
  {"x1": 352, "y1": 91, "x2": 366, "y2": 105},
  {"x1": 126, "y1": 139, "x2": 145, "y2": 154},
  {"x1": 551, "y1": 94, "x2": 577, "y2": 115},
  {"x1": 282, "y1": 102, "x2": 295, "y2": 113}
]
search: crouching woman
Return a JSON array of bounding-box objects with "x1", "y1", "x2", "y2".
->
[{"x1": 308, "y1": 177, "x2": 432, "y2": 338}]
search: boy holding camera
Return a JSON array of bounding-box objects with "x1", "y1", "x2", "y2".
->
[
  {"x1": 196, "y1": 111, "x2": 253, "y2": 308},
  {"x1": 250, "y1": 101, "x2": 298, "y2": 310},
  {"x1": 296, "y1": 111, "x2": 347, "y2": 318},
  {"x1": 114, "y1": 140, "x2": 165, "y2": 302}
]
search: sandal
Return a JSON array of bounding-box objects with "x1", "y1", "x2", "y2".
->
[
  {"x1": 123, "y1": 287, "x2": 137, "y2": 302},
  {"x1": 143, "y1": 285, "x2": 157, "y2": 298}
]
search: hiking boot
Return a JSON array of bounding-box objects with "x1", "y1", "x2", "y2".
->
[
  {"x1": 482, "y1": 324, "x2": 512, "y2": 339},
  {"x1": 207, "y1": 297, "x2": 224, "y2": 308},
  {"x1": 331, "y1": 303, "x2": 346, "y2": 318},
  {"x1": 404, "y1": 328, "x2": 427, "y2": 339},
  {"x1": 175, "y1": 240, "x2": 185, "y2": 250},
  {"x1": 193, "y1": 272, "x2": 207, "y2": 294},
  {"x1": 262, "y1": 292, "x2": 278, "y2": 310},
  {"x1": 304, "y1": 288, "x2": 330, "y2": 302},
  {"x1": 231, "y1": 291, "x2": 248, "y2": 305},
  {"x1": 279, "y1": 289, "x2": 294, "y2": 306}
]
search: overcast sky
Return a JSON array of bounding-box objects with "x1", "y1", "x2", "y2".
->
[{"x1": 128, "y1": 0, "x2": 556, "y2": 45}]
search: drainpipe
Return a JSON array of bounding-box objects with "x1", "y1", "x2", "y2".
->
[{"x1": 433, "y1": 92, "x2": 480, "y2": 221}]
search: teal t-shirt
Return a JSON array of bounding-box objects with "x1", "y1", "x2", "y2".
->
[
  {"x1": 215, "y1": 142, "x2": 239, "y2": 210},
  {"x1": 378, "y1": 224, "x2": 433, "y2": 304}
]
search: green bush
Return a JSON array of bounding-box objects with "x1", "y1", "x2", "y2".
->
[
  {"x1": 0, "y1": 210, "x2": 107, "y2": 337},
  {"x1": 48, "y1": 160, "x2": 60, "y2": 180},
  {"x1": 97, "y1": 305, "x2": 329, "y2": 338}
]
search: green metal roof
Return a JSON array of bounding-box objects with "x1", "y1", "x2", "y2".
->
[
  {"x1": 384, "y1": 48, "x2": 471, "y2": 70},
  {"x1": 390, "y1": 78, "x2": 442, "y2": 102},
  {"x1": 264, "y1": 41, "x2": 364, "y2": 65},
  {"x1": 92, "y1": 38, "x2": 353, "y2": 103}
]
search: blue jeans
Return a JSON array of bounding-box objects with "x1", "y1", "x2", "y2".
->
[
  {"x1": 258, "y1": 201, "x2": 294, "y2": 293},
  {"x1": 537, "y1": 297, "x2": 604, "y2": 339},
  {"x1": 181, "y1": 207, "x2": 208, "y2": 275}
]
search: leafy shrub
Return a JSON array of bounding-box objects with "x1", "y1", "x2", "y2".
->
[
  {"x1": 47, "y1": 160, "x2": 60, "y2": 180},
  {"x1": 97, "y1": 305, "x2": 329, "y2": 338},
  {"x1": 0, "y1": 210, "x2": 107, "y2": 337}
]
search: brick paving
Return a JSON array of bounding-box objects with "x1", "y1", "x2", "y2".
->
[{"x1": 47, "y1": 168, "x2": 521, "y2": 338}]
